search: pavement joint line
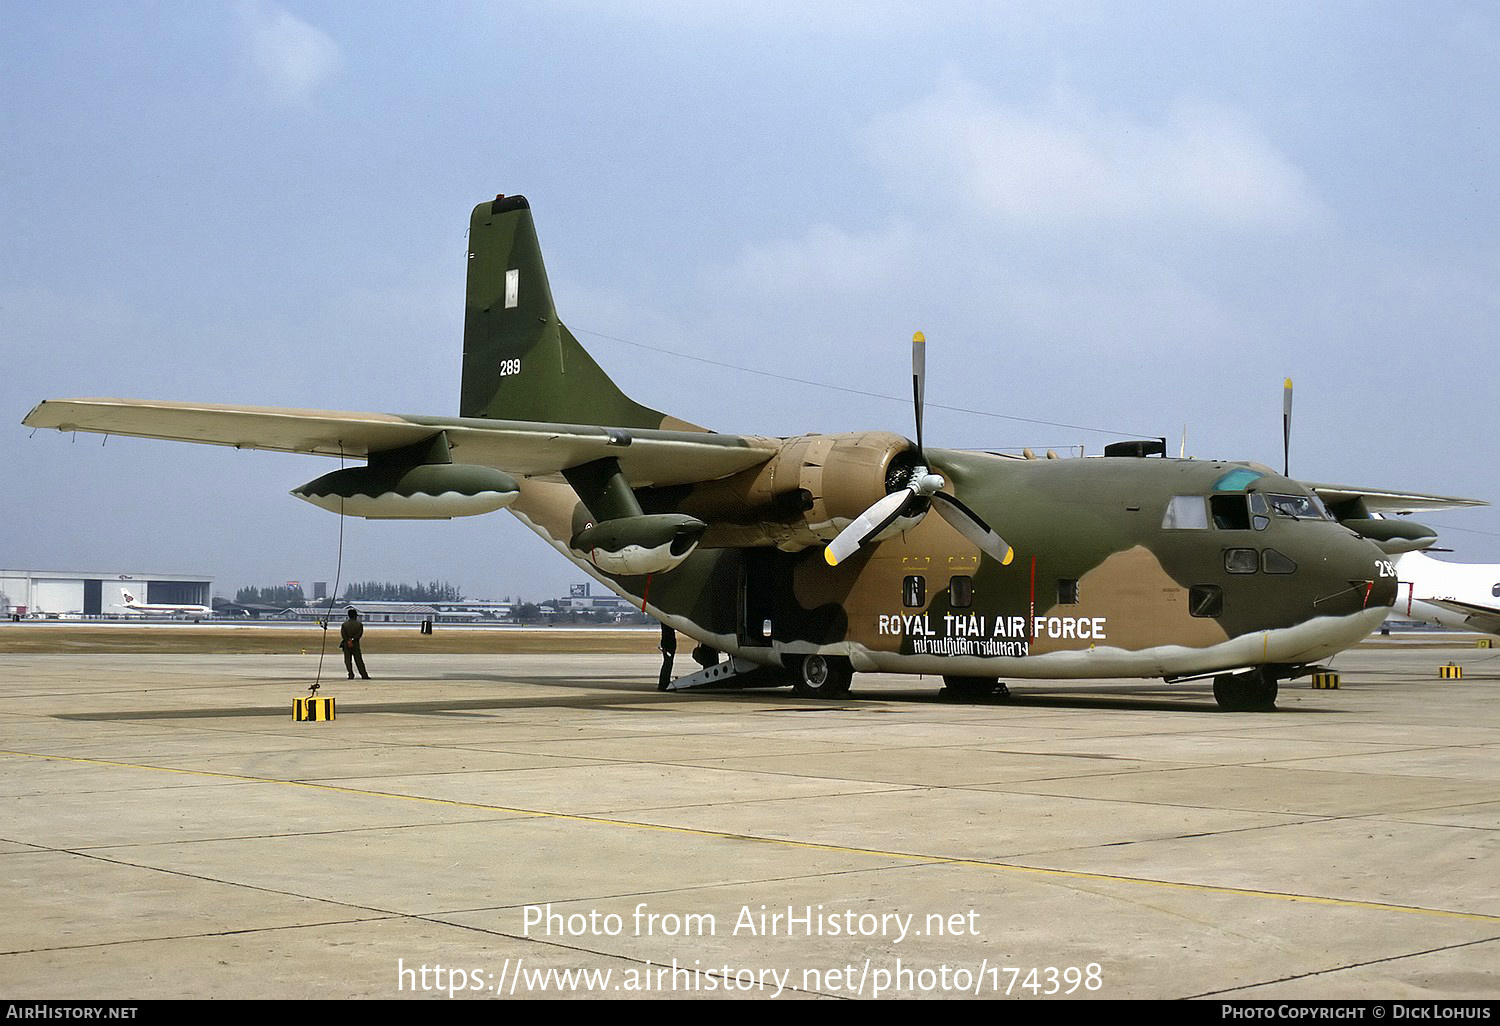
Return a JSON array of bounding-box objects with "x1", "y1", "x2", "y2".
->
[
  {"x1": 1, "y1": 912, "x2": 406, "y2": 957},
  {"x1": 5, "y1": 747, "x2": 1499, "y2": 927},
  {"x1": 1186, "y1": 934, "x2": 1500, "y2": 999}
]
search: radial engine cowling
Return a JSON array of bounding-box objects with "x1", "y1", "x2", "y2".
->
[
  {"x1": 671, "y1": 431, "x2": 916, "y2": 551},
  {"x1": 291, "y1": 463, "x2": 520, "y2": 519},
  {"x1": 571, "y1": 514, "x2": 707, "y2": 575}
]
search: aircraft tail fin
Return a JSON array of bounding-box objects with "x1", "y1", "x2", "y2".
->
[
  {"x1": 121, "y1": 589, "x2": 136, "y2": 605},
  {"x1": 461, "y1": 196, "x2": 693, "y2": 431}
]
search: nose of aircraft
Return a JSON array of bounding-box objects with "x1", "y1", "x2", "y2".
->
[{"x1": 1314, "y1": 529, "x2": 1398, "y2": 616}]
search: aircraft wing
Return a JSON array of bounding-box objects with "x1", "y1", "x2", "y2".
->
[
  {"x1": 1304, "y1": 482, "x2": 1489, "y2": 515},
  {"x1": 1417, "y1": 597, "x2": 1500, "y2": 637},
  {"x1": 22, "y1": 399, "x2": 777, "y2": 488}
]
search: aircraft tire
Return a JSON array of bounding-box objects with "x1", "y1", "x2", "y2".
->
[
  {"x1": 1213, "y1": 670, "x2": 1278, "y2": 712},
  {"x1": 789, "y1": 654, "x2": 852, "y2": 698},
  {"x1": 940, "y1": 676, "x2": 1003, "y2": 700}
]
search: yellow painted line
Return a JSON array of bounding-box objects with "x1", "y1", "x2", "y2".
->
[{"x1": 5, "y1": 748, "x2": 1499, "y2": 925}]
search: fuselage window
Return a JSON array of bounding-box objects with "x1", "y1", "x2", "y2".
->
[
  {"x1": 1211, "y1": 495, "x2": 1251, "y2": 530},
  {"x1": 1162, "y1": 495, "x2": 1209, "y2": 529},
  {"x1": 903, "y1": 575, "x2": 926, "y2": 608},
  {"x1": 1493, "y1": 584, "x2": 1500, "y2": 598},
  {"x1": 949, "y1": 576, "x2": 973, "y2": 608},
  {"x1": 1189, "y1": 584, "x2": 1223, "y2": 617},
  {"x1": 1057, "y1": 578, "x2": 1079, "y2": 604},
  {"x1": 1262, "y1": 548, "x2": 1298, "y2": 574},
  {"x1": 1224, "y1": 548, "x2": 1259, "y2": 574}
]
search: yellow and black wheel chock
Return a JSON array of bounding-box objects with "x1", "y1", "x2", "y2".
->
[
  {"x1": 295, "y1": 684, "x2": 336, "y2": 720},
  {"x1": 1439, "y1": 663, "x2": 1464, "y2": 680}
]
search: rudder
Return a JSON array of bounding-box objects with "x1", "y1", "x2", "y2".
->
[{"x1": 460, "y1": 195, "x2": 674, "y2": 430}]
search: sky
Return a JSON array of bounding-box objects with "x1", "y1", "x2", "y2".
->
[{"x1": 4, "y1": 1, "x2": 1499, "y2": 602}]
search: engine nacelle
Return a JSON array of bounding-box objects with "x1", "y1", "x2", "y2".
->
[
  {"x1": 1341, "y1": 517, "x2": 1438, "y2": 555},
  {"x1": 571, "y1": 514, "x2": 707, "y2": 575},
  {"x1": 292, "y1": 463, "x2": 520, "y2": 519},
  {"x1": 669, "y1": 431, "x2": 916, "y2": 551}
]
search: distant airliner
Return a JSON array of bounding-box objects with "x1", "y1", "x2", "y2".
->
[
  {"x1": 1391, "y1": 551, "x2": 1500, "y2": 636},
  {"x1": 118, "y1": 588, "x2": 212, "y2": 618}
]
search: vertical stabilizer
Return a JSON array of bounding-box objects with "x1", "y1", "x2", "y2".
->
[{"x1": 461, "y1": 195, "x2": 675, "y2": 430}]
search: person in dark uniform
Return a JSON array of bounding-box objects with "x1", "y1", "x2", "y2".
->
[
  {"x1": 657, "y1": 623, "x2": 676, "y2": 691},
  {"x1": 340, "y1": 607, "x2": 370, "y2": 680}
]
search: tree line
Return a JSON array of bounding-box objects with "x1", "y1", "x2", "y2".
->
[{"x1": 233, "y1": 581, "x2": 464, "y2": 606}]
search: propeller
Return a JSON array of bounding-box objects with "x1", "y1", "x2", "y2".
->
[
  {"x1": 1282, "y1": 377, "x2": 1293, "y2": 476},
  {"x1": 824, "y1": 332, "x2": 1014, "y2": 567}
]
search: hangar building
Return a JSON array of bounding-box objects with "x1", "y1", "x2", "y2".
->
[{"x1": 0, "y1": 570, "x2": 214, "y2": 618}]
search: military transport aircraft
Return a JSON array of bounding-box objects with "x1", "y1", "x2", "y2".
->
[{"x1": 23, "y1": 195, "x2": 1475, "y2": 710}]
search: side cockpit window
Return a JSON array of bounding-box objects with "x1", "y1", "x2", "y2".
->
[
  {"x1": 1248, "y1": 492, "x2": 1270, "y2": 530},
  {"x1": 1210, "y1": 495, "x2": 1251, "y2": 530},
  {"x1": 1162, "y1": 495, "x2": 1209, "y2": 529}
]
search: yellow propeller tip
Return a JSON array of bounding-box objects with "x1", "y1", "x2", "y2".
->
[
  {"x1": 1001, "y1": 549, "x2": 1015, "y2": 566},
  {"x1": 913, "y1": 331, "x2": 925, "y2": 343},
  {"x1": 824, "y1": 548, "x2": 838, "y2": 567}
]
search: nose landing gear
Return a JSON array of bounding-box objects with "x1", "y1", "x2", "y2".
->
[
  {"x1": 1213, "y1": 667, "x2": 1279, "y2": 711},
  {"x1": 940, "y1": 676, "x2": 1011, "y2": 701}
]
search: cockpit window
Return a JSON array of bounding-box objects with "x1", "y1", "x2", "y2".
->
[
  {"x1": 1213, "y1": 467, "x2": 1264, "y2": 492},
  {"x1": 1262, "y1": 548, "x2": 1298, "y2": 574},
  {"x1": 1224, "y1": 548, "x2": 1259, "y2": 573},
  {"x1": 1210, "y1": 494, "x2": 1251, "y2": 530},
  {"x1": 1248, "y1": 493, "x2": 1270, "y2": 531},
  {"x1": 1265, "y1": 493, "x2": 1331, "y2": 521},
  {"x1": 1162, "y1": 495, "x2": 1209, "y2": 529}
]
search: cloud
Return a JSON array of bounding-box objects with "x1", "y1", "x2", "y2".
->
[
  {"x1": 553, "y1": 0, "x2": 957, "y2": 36},
  {"x1": 868, "y1": 77, "x2": 1325, "y2": 231},
  {"x1": 241, "y1": 2, "x2": 342, "y2": 103},
  {"x1": 704, "y1": 221, "x2": 916, "y2": 297}
]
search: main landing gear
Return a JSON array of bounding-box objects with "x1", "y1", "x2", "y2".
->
[
  {"x1": 1212, "y1": 667, "x2": 1279, "y2": 711},
  {"x1": 786, "y1": 654, "x2": 853, "y2": 698}
]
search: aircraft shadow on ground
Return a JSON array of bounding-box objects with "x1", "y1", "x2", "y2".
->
[{"x1": 52, "y1": 679, "x2": 1340, "y2": 719}]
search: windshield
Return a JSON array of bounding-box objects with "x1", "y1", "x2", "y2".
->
[{"x1": 1264, "y1": 492, "x2": 1331, "y2": 520}]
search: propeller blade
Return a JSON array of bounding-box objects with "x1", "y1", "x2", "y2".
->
[
  {"x1": 1282, "y1": 377, "x2": 1293, "y2": 477},
  {"x1": 912, "y1": 331, "x2": 926, "y2": 458},
  {"x1": 824, "y1": 489, "x2": 915, "y2": 567},
  {"x1": 932, "y1": 492, "x2": 1014, "y2": 566},
  {"x1": 824, "y1": 329, "x2": 1016, "y2": 568}
]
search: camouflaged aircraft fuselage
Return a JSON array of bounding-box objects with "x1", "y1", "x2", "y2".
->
[{"x1": 505, "y1": 440, "x2": 1395, "y2": 682}]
